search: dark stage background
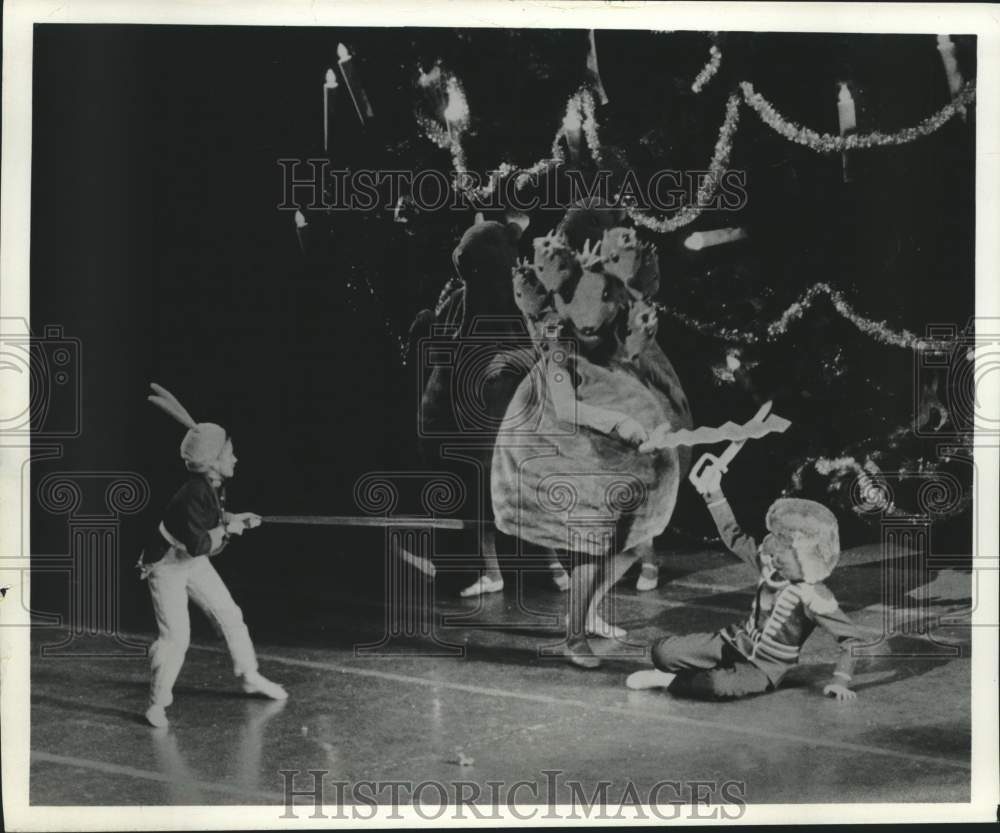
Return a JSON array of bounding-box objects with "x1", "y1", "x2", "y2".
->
[{"x1": 28, "y1": 26, "x2": 975, "y2": 633}]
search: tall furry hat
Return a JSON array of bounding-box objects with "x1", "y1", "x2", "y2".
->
[
  {"x1": 765, "y1": 498, "x2": 841, "y2": 583},
  {"x1": 600, "y1": 227, "x2": 660, "y2": 298},
  {"x1": 147, "y1": 383, "x2": 228, "y2": 471}
]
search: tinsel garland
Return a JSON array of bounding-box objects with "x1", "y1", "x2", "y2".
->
[
  {"x1": 627, "y1": 93, "x2": 741, "y2": 233},
  {"x1": 740, "y1": 80, "x2": 976, "y2": 152},
  {"x1": 444, "y1": 91, "x2": 579, "y2": 205},
  {"x1": 805, "y1": 455, "x2": 897, "y2": 515},
  {"x1": 659, "y1": 282, "x2": 955, "y2": 353},
  {"x1": 691, "y1": 42, "x2": 723, "y2": 94},
  {"x1": 419, "y1": 64, "x2": 975, "y2": 224},
  {"x1": 576, "y1": 87, "x2": 603, "y2": 166},
  {"x1": 788, "y1": 453, "x2": 973, "y2": 520}
]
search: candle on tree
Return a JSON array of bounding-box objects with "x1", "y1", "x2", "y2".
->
[
  {"x1": 442, "y1": 76, "x2": 469, "y2": 149},
  {"x1": 837, "y1": 82, "x2": 857, "y2": 133},
  {"x1": 323, "y1": 68, "x2": 338, "y2": 153},
  {"x1": 294, "y1": 210, "x2": 308, "y2": 254},
  {"x1": 936, "y1": 35, "x2": 967, "y2": 121},
  {"x1": 837, "y1": 82, "x2": 857, "y2": 183},
  {"x1": 561, "y1": 98, "x2": 584, "y2": 162},
  {"x1": 586, "y1": 30, "x2": 609, "y2": 105},
  {"x1": 337, "y1": 43, "x2": 374, "y2": 125},
  {"x1": 418, "y1": 65, "x2": 447, "y2": 120}
]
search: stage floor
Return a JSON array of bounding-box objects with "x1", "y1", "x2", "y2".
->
[{"x1": 29, "y1": 543, "x2": 971, "y2": 807}]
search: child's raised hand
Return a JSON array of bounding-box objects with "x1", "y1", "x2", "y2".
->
[
  {"x1": 689, "y1": 453, "x2": 725, "y2": 495},
  {"x1": 823, "y1": 683, "x2": 857, "y2": 702},
  {"x1": 614, "y1": 416, "x2": 649, "y2": 447}
]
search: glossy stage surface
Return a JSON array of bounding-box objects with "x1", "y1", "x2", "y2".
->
[{"x1": 30, "y1": 543, "x2": 971, "y2": 806}]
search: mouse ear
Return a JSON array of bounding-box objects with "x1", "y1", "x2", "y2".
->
[{"x1": 505, "y1": 209, "x2": 529, "y2": 243}]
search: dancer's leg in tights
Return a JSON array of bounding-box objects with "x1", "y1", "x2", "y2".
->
[
  {"x1": 460, "y1": 526, "x2": 504, "y2": 597},
  {"x1": 565, "y1": 544, "x2": 644, "y2": 667},
  {"x1": 587, "y1": 540, "x2": 652, "y2": 632}
]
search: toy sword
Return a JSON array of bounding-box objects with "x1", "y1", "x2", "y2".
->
[
  {"x1": 259, "y1": 515, "x2": 486, "y2": 578},
  {"x1": 639, "y1": 402, "x2": 792, "y2": 458},
  {"x1": 688, "y1": 401, "x2": 777, "y2": 492}
]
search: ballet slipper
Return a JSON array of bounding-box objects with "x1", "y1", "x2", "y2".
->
[
  {"x1": 145, "y1": 704, "x2": 169, "y2": 728},
  {"x1": 625, "y1": 669, "x2": 677, "y2": 690},
  {"x1": 550, "y1": 567, "x2": 570, "y2": 592},
  {"x1": 242, "y1": 672, "x2": 289, "y2": 700},
  {"x1": 635, "y1": 562, "x2": 659, "y2": 592},
  {"x1": 563, "y1": 638, "x2": 601, "y2": 669},
  {"x1": 585, "y1": 613, "x2": 626, "y2": 640},
  {"x1": 459, "y1": 575, "x2": 504, "y2": 598}
]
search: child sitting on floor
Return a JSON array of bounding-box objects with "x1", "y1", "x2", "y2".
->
[
  {"x1": 138, "y1": 383, "x2": 287, "y2": 728},
  {"x1": 627, "y1": 455, "x2": 864, "y2": 701}
]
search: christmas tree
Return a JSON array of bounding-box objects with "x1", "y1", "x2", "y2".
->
[{"x1": 295, "y1": 29, "x2": 976, "y2": 548}]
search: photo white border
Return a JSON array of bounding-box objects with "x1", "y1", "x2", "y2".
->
[{"x1": 2, "y1": 1, "x2": 998, "y2": 828}]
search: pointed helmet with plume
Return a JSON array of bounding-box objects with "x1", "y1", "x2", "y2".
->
[{"x1": 147, "y1": 383, "x2": 228, "y2": 471}]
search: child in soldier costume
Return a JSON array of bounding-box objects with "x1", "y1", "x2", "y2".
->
[{"x1": 627, "y1": 457, "x2": 864, "y2": 700}]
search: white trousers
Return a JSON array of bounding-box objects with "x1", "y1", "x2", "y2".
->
[{"x1": 146, "y1": 549, "x2": 258, "y2": 707}]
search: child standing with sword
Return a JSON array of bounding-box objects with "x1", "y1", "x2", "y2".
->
[{"x1": 139, "y1": 384, "x2": 288, "y2": 728}]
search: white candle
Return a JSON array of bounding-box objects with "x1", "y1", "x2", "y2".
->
[
  {"x1": 936, "y1": 35, "x2": 967, "y2": 122},
  {"x1": 442, "y1": 76, "x2": 468, "y2": 149},
  {"x1": 393, "y1": 196, "x2": 409, "y2": 224},
  {"x1": 586, "y1": 30, "x2": 609, "y2": 105},
  {"x1": 323, "y1": 68, "x2": 338, "y2": 152},
  {"x1": 294, "y1": 210, "x2": 308, "y2": 254},
  {"x1": 562, "y1": 99, "x2": 584, "y2": 162},
  {"x1": 337, "y1": 42, "x2": 374, "y2": 124},
  {"x1": 936, "y1": 35, "x2": 964, "y2": 96},
  {"x1": 837, "y1": 83, "x2": 857, "y2": 135},
  {"x1": 837, "y1": 82, "x2": 857, "y2": 183},
  {"x1": 418, "y1": 64, "x2": 447, "y2": 115}
]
